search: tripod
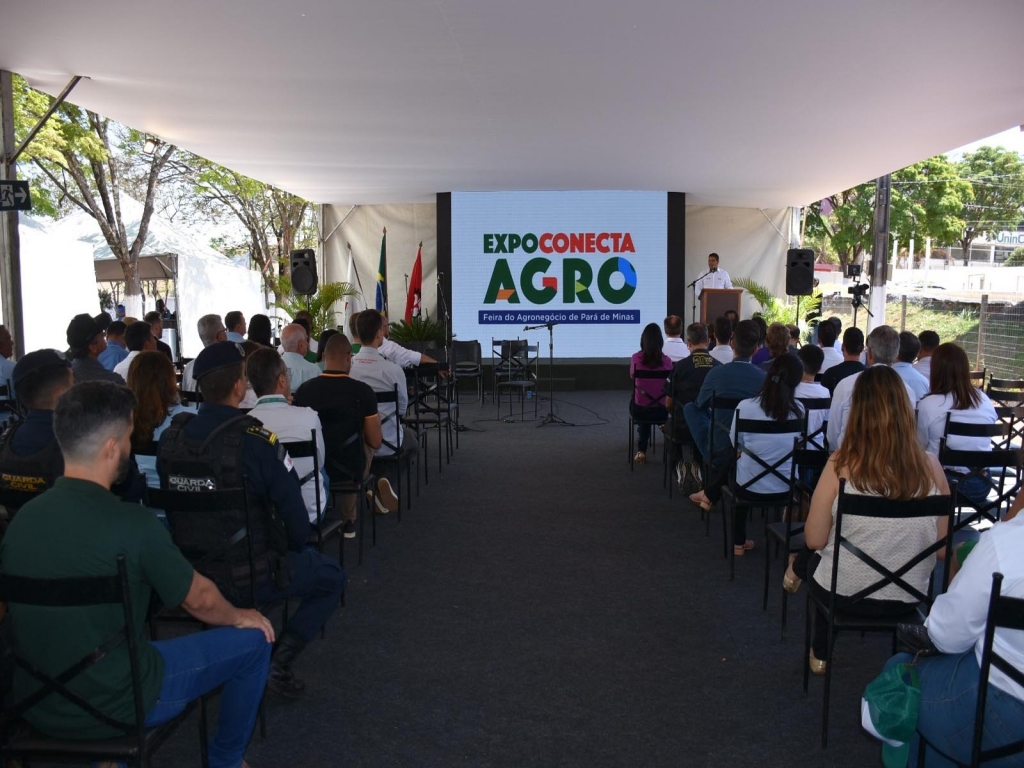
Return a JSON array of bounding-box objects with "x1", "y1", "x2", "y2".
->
[{"x1": 523, "y1": 322, "x2": 573, "y2": 427}]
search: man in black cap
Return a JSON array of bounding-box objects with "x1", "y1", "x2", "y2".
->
[
  {"x1": 156, "y1": 341, "x2": 345, "y2": 699},
  {"x1": 66, "y1": 313, "x2": 124, "y2": 384}
]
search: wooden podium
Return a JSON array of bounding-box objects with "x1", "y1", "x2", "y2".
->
[{"x1": 700, "y1": 288, "x2": 743, "y2": 324}]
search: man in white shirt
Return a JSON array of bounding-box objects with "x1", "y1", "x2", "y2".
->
[
  {"x1": 709, "y1": 316, "x2": 734, "y2": 365},
  {"x1": 893, "y1": 331, "x2": 931, "y2": 401},
  {"x1": 662, "y1": 315, "x2": 689, "y2": 363},
  {"x1": 280, "y1": 324, "x2": 322, "y2": 392},
  {"x1": 0, "y1": 325, "x2": 16, "y2": 398},
  {"x1": 816, "y1": 318, "x2": 843, "y2": 374},
  {"x1": 694, "y1": 252, "x2": 733, "y2": 299},
  {"x1": 225, "y1": 310, "x2": 247, "y2": 343},
  {"x1": 879, "y1": 514, "x2": 1024, "y2": 766},
  {"x1": 827, "y1": 325, "x2": 918, "y2": 449},
  {"x1": 113, "y1": 321, "x2": 157, "y2": 380},
  {"x1": 795, "y1": 345, "x2": 831, "y2": 449},
  {"x1": 913, "y1": 329, "x2": 939, "y2": 383},
  {"x1": 349, "y1": 309, "x2": 414, "y2": 459},
  {"x1": 246, "y1": 348, "x2": 327, "y2": 526},
  {"x1": 181, "y1": 314, "x2": 227, "y2": 394},
  {"x1": 379, "y1": 315, "x2": 438, "y2": 369}
]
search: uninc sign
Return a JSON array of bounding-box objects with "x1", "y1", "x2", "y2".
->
[{"x1": 483, "y1": 231, "x2": 638, "y2": 305}]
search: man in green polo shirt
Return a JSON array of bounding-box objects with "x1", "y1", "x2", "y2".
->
[{"x1": 0, "y1": 381, "x2": 273, "y2": 768}]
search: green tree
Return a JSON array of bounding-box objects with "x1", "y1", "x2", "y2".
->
[
  {"x1": 956, "y1": 147, "x2": 1024, "y2": 265},
  {"x1": 891, "y1": 156, "x2": 973, "y2": 249},
  {"x1": 804, "y1": 183, "x2": 875, "y2": 269},
  {"x1": 1005, "y1": 246, "x2": 1024, "y2": 267},
  {"x1": 13, "y1": 74, "x2": 176, "y2": 309}
]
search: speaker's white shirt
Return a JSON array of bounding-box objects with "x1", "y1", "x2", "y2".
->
[{"x1": 695, "y1": 268, "x2": 732, "y2": 298}]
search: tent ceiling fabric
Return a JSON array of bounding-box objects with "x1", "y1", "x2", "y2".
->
[{"x1": 4, "y1": 0, "x2": 1023, "y2": 208}]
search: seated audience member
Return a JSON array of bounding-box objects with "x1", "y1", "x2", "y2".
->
[
  {"x1": 293, "y1": 310, "x2": 318, "y2": 357},
  {"x1": 893, "y1": 331, "x2": 930, "y2": 401},
  {"x1": 157, "y1": 341, "x2": 345, "y2": 697},
  {"x1": 915, "y1": 343, "x2": 998, "y2": 507},
  {"x1": 664, "y1": 323, "x2": 719, "y2": 487},
  {"x1": 144, "y1": 310, "x2": 174, "y2": 361},
  {"x1": 67, "y1": 313, "x2": 124, "y2": 384},
  {"x1": 126, "y1": 351, "x2": 196, "y2": 495},
  {"x1": 690, "y1": 354, "x2": 805, "y2": 556},
  {"x1": 0, "y1": 351, "x2": 74, "y2": 498},
  {"x1": 94, "y1": 311, "x2": 112, "y2": 335},
  {"x1": 349, "y1": 309, "x2": 417, "y2": 505},
  {"x1": 247, "y1": 313, "x2": 274, "y2": 348},
  {"x1": 822, "y1": 327, "x2": 865, "y2": 395},
  {"x1": 181, "y1": 313, "x2": 227, "y2": 393},
  {"x1": 281, "y1": 323, "x2": 322, "y2": 391},
  {"x1": 0, "y1": 325, "x2": 14, "y2": 397},
  {"x1": 914, "y1": 329, "x2": 940, "y2": 381},
  {"x1": 97, "y1": 320, "x2": 128, "y2": 371},
  {"x1": 113, "y1": 320, "x2": 157, "y2": 380},
  {"x1": 878, "y1": 508, "x2": 1024, "y2": 766},
  {"x1": 816, "y1": 318, "x2": 843, "y2": 374},
  {"x1": 787, "y1": 324, "x2": 801, "y2": 350},
  {"x1": 750, "y1": 316, "x2": 770, "y2": 366},
  {"x1": 629, "y1": 323, "x2": 673, "y2": 464},
  {"x1": 294, "y1": 334, "x2": 390, "y2": 529},
  {"x1": 709, "y1": 316, "x2": 734, "y2": 365},
  {"x1": 796, "y1": 345, "x2": 830, "y2": 448},
  {"x1": 759, "y1": 322, "x2": 794, "y2": 372},
  {"x1": 724, "y1": 309, "x2": 739, "y2": 327},
  {"x1": 662, "y1": 315, "x2": 689, "y2": 363},
  {"x1": 247, "y1": 348, "x2": 328, "y2": 526},
  {"x1": 237, "y1": 341, "x2": 261, "y2": 409},
  {"x1": 785, "y1": 366, "x2": 950, "y2": 674},
  {"x1": 348, "y1": 312, "x2": 362, "y2": 354},
  {"x1": 828, "y1": 325, "x2": 917, "y2": 449},
  {"x1": 316, "y1": 328, "x2": 339, "y2": 370},
  {"x1": 224, "y1": 310, "x2": 247, "y2": 343},
  {"x1": 827, "y1": 316, "x2": 844, "y2": 351},
  {"x1": 683, "y1": 320, "x2": 766, "y2": 483},
  {"x1": 0, "y1": 381, "x2": 273, "y2": 765},
  {"x1": 380, "y1": 314, "x2": 438, "y2": 368}
]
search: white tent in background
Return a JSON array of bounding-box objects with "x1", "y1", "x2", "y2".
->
[
  {"x1": 51, "y1": 198, "x2": 267, "y2": 358},
  {"x1": 14, "y1": 215, "x2": 98, "y2": 354}
]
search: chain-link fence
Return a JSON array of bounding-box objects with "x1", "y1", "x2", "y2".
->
[{"x1": 814, "y1": 293, "x2": 1024, "y2": 381}]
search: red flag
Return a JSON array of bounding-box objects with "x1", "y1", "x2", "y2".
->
[{"x1": 405, "y1": 242, "x2": 423, "y2": 324}]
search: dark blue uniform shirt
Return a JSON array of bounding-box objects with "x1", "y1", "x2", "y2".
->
[{"x1": 163, "y1": 402, "x2": 310, "y2": 552}]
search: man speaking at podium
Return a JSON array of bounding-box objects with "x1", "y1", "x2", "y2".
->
[{"x1": 694, "y1": 252, "x2": 733, "y2": 298}]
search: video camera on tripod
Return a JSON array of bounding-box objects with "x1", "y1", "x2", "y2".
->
[{"x1": 845, "y1": 263, "x2": 873, "y2": 318}]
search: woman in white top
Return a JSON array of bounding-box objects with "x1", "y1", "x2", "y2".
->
[
  {"x1": 785, "y1": 366, "x2": 950, "y2": 675},
  {"x1": 127, "y1": 352, "x2": 197, "y2": 516},
  {"x1": 916, "y1": 342, "x2": 998, "y2": 507}
]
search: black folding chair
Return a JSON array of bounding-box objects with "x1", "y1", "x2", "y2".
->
[
  {"x1": 373, "y1": 385, "x2": 414, "y2": 522},
  {"x1": 939, "y1": 418, "x2": 1023, "y2": 531},
  {"x1": 722, "y1": 417, "x2": 804, "y2": 580},
  {"x1": 404, "y1": 362, "x2": 452, "y2": 475},
  {"x1": 180, "y1": 389, "x2": 204, "y2": 407},
  {"x1": 452, "y1": 340, "x2": 484, "y2": 406},
  {"x1": 281, "y1": 430, "x2": 345, "y2": 568},
  {"x1": 797, "y1": 396, "x2": 832, "y2": 451},
  {"x1": 803, "y1": 481, "x2": 956, "y2": 748},
  {"x1": 628, "y1": 369, "x2": 671, "y2": 470},
  {"x1": 0, "y1": 555, "x2": 209, "y2": 767},
  {"x1": 917, "y1": 572, "x2": 1024, "y2": 766},
  {"x1": 987, "y1": 378, "x2": 1024, "y2": 410},
  {"x1": 970, "y1": 368, "x2": 987, "y2": 390},
  {"x1": 318, "y1": 406, "x2": 378, "y2": 566},
  {"x1": 494, "y1": 340, "x2": 539, "y2": 420},
  {"x1": 702, "y1": 394, "x2": 742, "y2": 544},
  {"x1": 763, "y1": 439, "x2": 829, "y2": 638},
  {"x1": 993, "y1": 404, "x2": 1024, "y2": 449}
]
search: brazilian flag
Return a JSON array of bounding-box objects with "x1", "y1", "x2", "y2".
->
[{"x1": 375, "y1": 228, "x2": 388, "y2": 313}]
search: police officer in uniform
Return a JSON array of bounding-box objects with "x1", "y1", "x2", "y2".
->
[
  {"x1": 0, "y1": 350, "x2": 74, "y2": 514},
  {"x1": 157, "y1": 341, "x2": 345, "y2": 698}
]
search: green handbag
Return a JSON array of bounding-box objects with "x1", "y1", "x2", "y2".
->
[{"x1": 861, "y1": 662, "x2": 920, "y2": 768}]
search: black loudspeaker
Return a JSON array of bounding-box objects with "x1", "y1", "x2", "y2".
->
[
  {"x1": 290, "y1": 249, "x2": 318, "y2": 295},
  {"x1": 785, "y1": 248, "x2": 815, "y2": 296}
]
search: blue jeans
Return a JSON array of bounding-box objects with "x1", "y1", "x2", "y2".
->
[
  {"x1": 947, "y1": 471, "x2": 993, "y2": 511},
  {"x1": 884, "y1": 651, "x2": 1024, "y2": 767},
  {"x1": 630, "y1": 402, "x2": 667, "y2": 452},
  {"x1": 255, "y1": 549, "x2": 346, "y2": 643},
  {"x1": 147, "y1": 627, "x2": 271, "y2": 768}
]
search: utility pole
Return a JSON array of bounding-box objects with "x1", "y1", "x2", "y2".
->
[
  {"x1": 0, "y1": 70, "x2": 25, "y2": 357},
  {"x1": 868, "y1": 175, "x2": 891, "y2": 331}
]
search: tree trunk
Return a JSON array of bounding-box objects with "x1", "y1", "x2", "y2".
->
[{"x1": 959, "y1": 235, "x2": 973, "y2": 267}]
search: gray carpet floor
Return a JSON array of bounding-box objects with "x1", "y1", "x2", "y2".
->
[{"x1": 151, "y1": 390, "x2": 890, "y2": 767}]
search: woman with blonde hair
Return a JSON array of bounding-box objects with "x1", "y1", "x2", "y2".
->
[
  {"x1": 784, "y1": 366, "x2": 950, "y2": 674},
  {"x1": 126, "y1": 351, "x2": 196, "y2": 493}
]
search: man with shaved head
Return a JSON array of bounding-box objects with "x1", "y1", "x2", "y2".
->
[{"x1": 280, "y1": 323, "x2": 321, "y2": 391}]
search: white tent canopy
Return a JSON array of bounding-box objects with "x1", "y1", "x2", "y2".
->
[
  {"x1": 13, "y1": 216, "x2": 98, "y2": 353},
  {"x1": 51, "y1": 199, "x2": 267, "y2": 358},
  {"x1": 3, "y1": 0, "x2": 1023, "y2": 209}
]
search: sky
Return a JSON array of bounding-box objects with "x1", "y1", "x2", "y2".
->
[{"x1": 944, "y1": 126, "x2": 1024, "y2": 160}]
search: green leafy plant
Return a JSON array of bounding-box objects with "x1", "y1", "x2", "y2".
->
[
  {"x1": 272, "y1": 281, "x2": 359, "y2": 337},
  {"x1": 1005, "y1": 247, "x2": 1024, "y2": 267},
  {"x1": 732, "y1": 277, "x2": 822, "y2": 329},
  {"x1": 387, "y1": 316, "x2": 445, "y2": 346},
  {"x1": 97, "y1": 288, "x2": 114, "y2": 312}
]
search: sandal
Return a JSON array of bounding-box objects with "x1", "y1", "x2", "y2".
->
[
  {"x1": 782, "y1": 553, "x2": 802, "y2": 593},
  {"x1": 688, "y1": 490, "x2": 712, "y2": 511},
  {"x1": 634, "y1": 451, "x2": 646, "y2": 464},
  {"x1": 733, "y1": 540, "x2": 755, "y2": 557}
]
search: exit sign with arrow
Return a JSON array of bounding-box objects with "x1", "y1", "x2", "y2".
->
[{"x1": 0, "y1": 180, "x2": 31, "y2": 212}]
